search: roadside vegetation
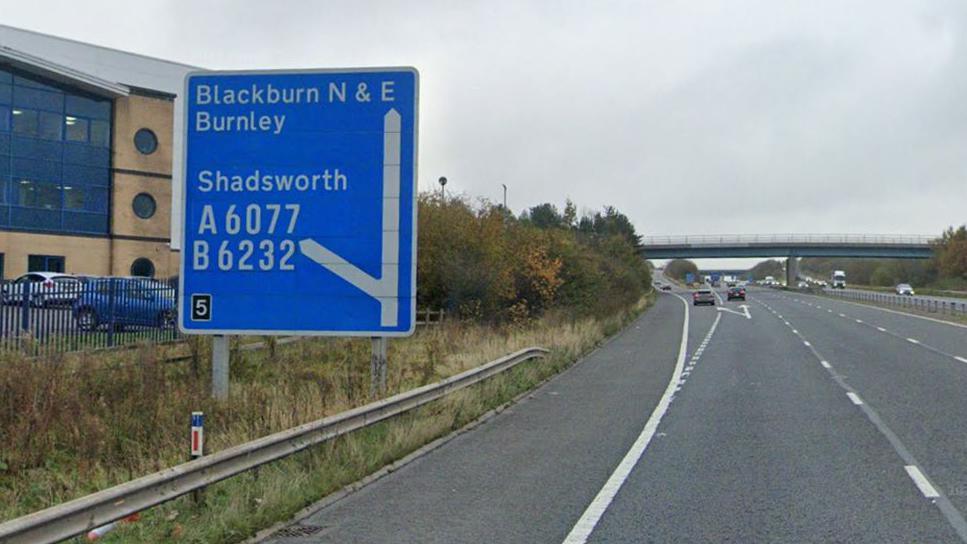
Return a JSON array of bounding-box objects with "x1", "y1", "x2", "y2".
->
[
  {"x1": 799, "y1": 225, "x2": 967, "y2": 292},
  {"x1": 749, "y1": 259, "x2": 784, "y2": 281},
  {"x1": 661, "y1": 258, "x2": 699, "y2": 283},
  {"x1": 0, "y1": 194, "x2": 653, "y2": 542}
]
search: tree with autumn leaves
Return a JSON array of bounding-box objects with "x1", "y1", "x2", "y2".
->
[{"x1": 417, "y1": 195, "x2": 651, "y2": 321}]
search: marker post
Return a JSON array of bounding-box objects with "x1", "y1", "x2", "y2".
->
[{"x1": 190, "y1": 411, "x2": 205, "y2": 503}]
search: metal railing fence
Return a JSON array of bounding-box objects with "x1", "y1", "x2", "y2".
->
[
  {"x1": 822, "y1": 288, "x2": 967, "y2": 317},
  {"x1": 641, "y1": 234, "x2": 936, "y2": 246},
  {"x1": 0, "y1": 276, "x2": 179, "y2": 355}
]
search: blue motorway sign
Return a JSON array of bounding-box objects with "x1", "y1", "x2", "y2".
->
[
  {"x1": 179, "y1": 68, "x2": 418, "y2": 336},
  {"x1": 685, "y1": 272, "x2": 695, "y2": 284}
]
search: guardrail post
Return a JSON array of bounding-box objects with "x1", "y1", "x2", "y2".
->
[
  {"x1": 212, "y1": 335, "x2": 230, "y2": 400},
  {"x1": 370, "y1": 337, "x2": 388, "y2": 396}
]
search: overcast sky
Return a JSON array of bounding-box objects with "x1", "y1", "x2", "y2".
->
[{"x1": 4, "y1": 0, "x2": 965, "y2": 268}]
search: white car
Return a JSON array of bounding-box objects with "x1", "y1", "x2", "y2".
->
[
  {"x1": 1, "y1": 272, "x2": 83, "y2": 307},
  {"x1": 895, "y1": 283, "x2": 915, "y2": 296}
]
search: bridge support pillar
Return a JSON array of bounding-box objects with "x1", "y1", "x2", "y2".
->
[{"x1": 785, "y1": 257, "x2": 799, "y2": 287}]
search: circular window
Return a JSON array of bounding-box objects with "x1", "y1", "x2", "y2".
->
[
  {"x1": 132, "y1": 193, "x2": 156, "y2": 219},
  {"x1": 134, "y1": 128, "x2": 158, "y2": 155},
  {"x1": 130, "y1": 258, "x2": 155, "y2": 278}
]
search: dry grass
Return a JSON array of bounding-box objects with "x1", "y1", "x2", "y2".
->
[{"x1": 0, "y1": 296, "x2": 652, "y2": 542}]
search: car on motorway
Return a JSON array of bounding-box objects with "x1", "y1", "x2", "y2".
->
[
  {"x1": 661, "y1": 284, "x2": 673, "y2": 291},
  {"x1": 797, "y1": 281, "x2": 808, "y2": 289},
  {"x1": 1, "y1": 272, "x2": 83, "y2": 307},
  {"x1": 72, "y1": 277, "x2": 176, "y2": 331},
  {"x1": 727, "y1": 286, "x2": 746, "y2": 301},
  {"x1": 895, "y1": 283, "x2": 915, "y2": 296},
  {"x1": 693, "y1": 289, "x2": 715, "y2": 306}
]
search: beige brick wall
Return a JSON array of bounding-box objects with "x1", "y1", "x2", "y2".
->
[
  {"x1": 111, "y1": 172, "x2": 171, "y2": 239},
  {"x1": 110, "y1": 239, "x2": 179, "y2": 278},
  {"x1": 0, "y1": 231, "x2": 110, "y2": 279},
  {"x1": 112, "y1": 94, "x2": 173, "y2": 176}
]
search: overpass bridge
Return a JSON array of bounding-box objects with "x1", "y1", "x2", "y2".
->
[{"x1": 642, "y1": 234, "x2": 935, "y2": 285}]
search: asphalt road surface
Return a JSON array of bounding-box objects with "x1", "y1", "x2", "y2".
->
[{"x1": 263, "y1": 285, "x2": 967, "y2": 543}]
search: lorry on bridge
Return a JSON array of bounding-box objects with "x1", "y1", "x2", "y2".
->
[{"x1": 831, "y1": 270, "x2": 847, "y2": 289}]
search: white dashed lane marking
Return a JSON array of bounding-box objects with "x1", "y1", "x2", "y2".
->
[
  {"x1": 752, "y1": 294, "x2": 967, "y2": 537},
  {"x1": 906, "y1": 465, "x2": 941, "y2": 499}
]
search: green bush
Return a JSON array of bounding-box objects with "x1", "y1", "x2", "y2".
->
[{"x1": 418, "y1": 195, "x2": 651, "y2": 321}]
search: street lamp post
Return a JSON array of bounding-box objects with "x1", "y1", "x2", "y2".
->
[
  {"x1": 501, "y1": 184, "x2": 507, "y2": 210},
  {"x1": 438, "y1": 176, "x2": 447, "y2": 202}
]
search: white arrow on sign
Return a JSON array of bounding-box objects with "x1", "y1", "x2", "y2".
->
[
  {"x1": 299, "y1": 108, "x2": 402, "y2": 327},
  {"x1": 716, "y1": 304, "x2": 751, "y2": 320}
]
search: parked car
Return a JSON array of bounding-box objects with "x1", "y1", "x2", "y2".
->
[
  {"x1": 895, "y1": 283, "x2": 915, "y2": 296},
  {"x1": 72, "y1": 277, "x2": 176, "y2": 331},
  {"x1": 727, "y1": 286, "x2": 746, "y2": 301},
  {"x1": 1, "y1": 272, "x2": 82, "y2": 307},
  {"x1": 693, "y1": 289, "x2": 715, "y2": 306}
]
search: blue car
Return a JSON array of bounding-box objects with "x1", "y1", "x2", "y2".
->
[{"x1": 72, "y1": 277, "x2": 176, "y2": 331}]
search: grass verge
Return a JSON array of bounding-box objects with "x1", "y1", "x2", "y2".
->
[{"x1": 0, "y1": 295, "x2": 653, "y2": 543}]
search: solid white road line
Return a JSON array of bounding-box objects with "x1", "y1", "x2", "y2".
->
[
  {"x1": 907, "y1": 338, "x2": 921, "y2": 344},
  {"x1": 847, "y1": 392, "x2": 863, "y2": 405},
  {"x1": 561, "y1": 294, "x2": 698, "y2": 544},
  {"x1": 820, "y1": 360, "x2": 831, "y2": 369},
  {"x1": 906, "y1": 465, "x2": 941, "y2": 499},
  {"x1": 957, "y1": 356, "x2": 967, "y2": 364}
]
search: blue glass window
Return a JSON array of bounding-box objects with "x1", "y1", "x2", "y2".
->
[
  {"x1": 0, "y1": 65, "x2": 112, "y2": 234},
  {"x1": 38, "y1": 111, "x2": 62, "y2": 140},
  {"x1": 90, "y1": 120, "x2": 110, "y2": 147},
  {"x1": 12, "y1": 109, "x2": 38, "y2": 135},
  {"x1": 28, "y1": 254, "x2": 64, "y2": 272},
  {"x1": 14, "y1": 86, "x2": 63, "y2": 112},
  {"x1": 66, "y1": 95, "x2": 110, "y2": 120},
  {"x1": 64, "y1": 116, "x2": 88, "y2": 142}
]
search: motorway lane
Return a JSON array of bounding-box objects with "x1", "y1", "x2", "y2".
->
[
  {"x1": 263, "y1": 294, "x2": 686, "y2": 544},
  {"x1": 584, "y1": 288, "x2": 959, "y2": 543},
  {"x1": 263, "y1": 285, "x2": 967, "y2": 543},
  {"x1": 749, "y1": 289, "x2": 967, "y2": 526},
  {"x1": 780, "y1": 290, "x2": 967, "y2": 360}
]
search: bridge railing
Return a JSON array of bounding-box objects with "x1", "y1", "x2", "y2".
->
[{"x1": 640, "y1": 234, "x2": 937, "y2": 246}]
